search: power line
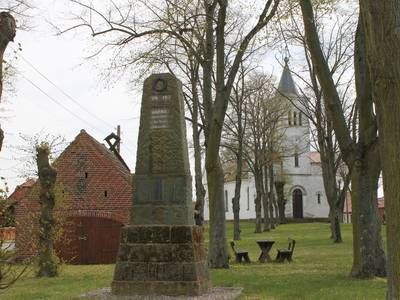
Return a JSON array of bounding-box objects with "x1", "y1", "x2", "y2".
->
[
  {"x1": 14, "y1": 49, "x2": 139, "y2": 152},
  {"x1": 14, "y1": 49, "x2": 117, "y2": 130},
  {"x1": 21, "y1": 73, "x2": 137, "y2": 156},
  {"x1": 20, "y1": 73, "x2": 109, "y2": 135}
]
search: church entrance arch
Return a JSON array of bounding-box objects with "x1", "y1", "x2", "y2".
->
[{"x1": 292, "y1": 189, "x2": 303, "y2": 219}]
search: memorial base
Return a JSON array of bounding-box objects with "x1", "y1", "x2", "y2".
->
[{"x1": 112, "y1": 225, "x2": 210, "y2": 297}]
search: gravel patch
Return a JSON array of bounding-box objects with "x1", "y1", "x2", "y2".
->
[{"x1": 80, "y1": 287, "x2": 243, "y2": 300}]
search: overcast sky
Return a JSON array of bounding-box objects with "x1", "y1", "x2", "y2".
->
[
  {"x1": 0, "y1": 1, "x2": 281, "y2": 194},
  {"x1": 1, "y1": 1, "x2": 143, "y2": 192}
]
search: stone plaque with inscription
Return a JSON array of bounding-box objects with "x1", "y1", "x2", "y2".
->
[
  {"x1": 132, "y1": 73, "x2": 193, "y2": 224},
  {"x1": 112, "y1": 74, "x2": 210, "y2": 297}
]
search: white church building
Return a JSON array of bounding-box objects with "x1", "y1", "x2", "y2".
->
[{"x1": 204, "y1": 59, "x2": 330, "y2": 221}]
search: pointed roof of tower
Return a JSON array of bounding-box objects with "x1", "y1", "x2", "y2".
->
[{"x1": 277, "y1": 57, "x2": 298, "y2": 96}]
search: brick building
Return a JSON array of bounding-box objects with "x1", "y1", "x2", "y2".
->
[{"x1": 14, "y1": 130, "x2": 133, "y2": 264}]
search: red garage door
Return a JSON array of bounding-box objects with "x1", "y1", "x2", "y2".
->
[{"x1": 57, "y1": 217, "x2": 123, "y2": 264}]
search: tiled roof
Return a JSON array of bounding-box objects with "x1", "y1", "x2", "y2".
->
[
  {"x1": 56, "y1": 129, "x2": 131, "y2": 182},
  {"x1": 8, "y1": 179, "x2": 36, "y2": 202},
  {"x1": 308, "y1": 151, "x2": 321, "y2": 164}
]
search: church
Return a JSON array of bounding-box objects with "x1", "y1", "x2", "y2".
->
[{"x1": 204, "y1": 59, "x2": 330, "y2": 221}]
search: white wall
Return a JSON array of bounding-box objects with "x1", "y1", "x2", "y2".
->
[
  {"x1": 204, "y1": 178, "x2": 257, "y2": 221},
  {"x1": 203, "y1": 158, "x2": 330, "y2": 221}
]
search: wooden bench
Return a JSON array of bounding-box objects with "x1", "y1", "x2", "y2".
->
[
  {"x1": 275, "y1": 238, "x2": 296, "y2": 263},
  {"x1": 230, "y1": 241, "x2": 251, "y2": 263}
]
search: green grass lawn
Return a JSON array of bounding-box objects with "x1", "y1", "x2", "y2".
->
[{"x1": 1, "y1": 222, "x2": 386, "y2": 299}]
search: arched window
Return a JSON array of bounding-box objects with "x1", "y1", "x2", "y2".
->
[
  {"x1": 299, "y1": 112, "x2": 302, "y2": 126},
  {"x1": 288, "y1": 111, "x2": 292, "y2": 126},
  {"x1": 293, "y1": 112, "x2": 297, "y2": 126}
]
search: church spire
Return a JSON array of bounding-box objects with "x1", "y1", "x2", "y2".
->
[{"x1": 277, "y1": 57, "x2": 299, "y2": 96}]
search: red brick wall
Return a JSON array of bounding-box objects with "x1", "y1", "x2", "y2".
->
[{"x1": 15, "y1": 131, "x2": 133, "y2": 259}]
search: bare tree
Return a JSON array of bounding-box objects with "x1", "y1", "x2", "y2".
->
[
  {"x1": 300, "y1": 0, "x2": 386, "y2": 278},
  {"x1": 359, "y1": 1, "x2": 400, "y2": 298},
  {"x1": 279, "y1": 5, "x2": 355, "y2": 242},
  {"x1": 63, "y1": 0, "x2": 281, "y2": 268},
  {"x1": 241, "y1": 72, "x2": 286, "y2": 233},
  {"x1": 221, "y1": 63, "x2": 252, "y2": 240}
]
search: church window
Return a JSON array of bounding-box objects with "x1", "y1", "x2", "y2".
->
[
  {"x1": 288, "y1": 111, "x2": 292, "y2": 126},
  {"x1": 293, "y1": 112, "x2": 297, "y2": 126},
  {"x1": 225, "y1": 190, "x2": 228, "y2": 212},
  {"x1": 294, "y1": 153, "x2": 299, "y2": 167},
  {"x1": 247, "y1": 187, "x2": 250, "y2": 211},
  {"x1": 317, "y1": 192, "x2": 321, "y2": 204},
  {"x1": 299, "y1": 112, "x2": 302, "y2": 126}
]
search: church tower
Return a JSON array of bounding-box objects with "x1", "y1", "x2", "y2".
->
[{"x1": 276, "y1": 58, "x2": 310, "y2": 175}]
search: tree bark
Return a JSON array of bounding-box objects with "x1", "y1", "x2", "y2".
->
[
  {"x1": 191, "y1": 72, "x2": 206, "y2": 220},
  {"x1": 254, "y1": 166, "x2": 264, "y2": 233},
  {"x1": 36, "y1": 144, "x2": 58, "y2": 277},
  {"x1": 232, "y1": 151, "x2": 242, "y2": 240},
  {"x1": 268, "y1": 164, "x2": 276, "y2": 229},
  {"x1": 0, "y1": 12, "x2": 16, "y2": 152},
  {"x1": 300, "y1": 0, "x2": 386, "y2": 278},
  {"x1": 275, "y1": 181, "x2": 286, "y2": 224},
  {"x1": 359, "y1": 1, "x2": 400, "y2": 297},
  {"x1": 262, "y1": 165, "x2": 270, "y2": 231}
]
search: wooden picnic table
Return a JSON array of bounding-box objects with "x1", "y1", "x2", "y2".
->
[{"x1": 256, "y1": 240, "x2": 275, "y2": 263}]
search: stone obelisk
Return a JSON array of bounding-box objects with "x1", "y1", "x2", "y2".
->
[{"x1": 112, "y1": 73, "x2": 210, "y2": 296}]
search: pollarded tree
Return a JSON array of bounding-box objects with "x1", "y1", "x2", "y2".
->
[
  {"x1": 0, "y1": 11, "x2": 16, "y2": 151},
  {"x1": 300, "y1": 0, "x2": 386, "y2": 278},
  {"x1": 36, "y1": 142, "x2": 58, "y2": 278},
  {"x1": 0, "y1": 0, "x2": 34, "y2": 151},
  {"x1": 359, "y1": 1, "x2": 400, "y2": 298}
]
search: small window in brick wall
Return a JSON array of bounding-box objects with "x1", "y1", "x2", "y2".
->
[
  {"x1": 104, "y1": 190, "x2": 108, "y2": 198},
  {"x1": 85, "y1": 172, "x2": 88, "y2": 178}
]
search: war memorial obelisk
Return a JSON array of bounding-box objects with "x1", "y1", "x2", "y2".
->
[{"x1": 112, "y1": 74, "x2": 210, "y2": 296}]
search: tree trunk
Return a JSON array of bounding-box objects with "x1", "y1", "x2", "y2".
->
[
  {"x1": 262, "y1": 165, "x2": 270, "y2": 231},
  {"x1": 300, "y1": 0, "x2": 386, "y2": 278},
  {"x1": 205, "y1": 151, "x2": 229, "y2": 268},
  {"x1": 268, "y1": 164, "x2": 276, "y2": 229},
  {"x1": 192, "y1": 75, "x2": 206, "y2": 220},
  {"x1": 36, "y1": 144, "x2": 58, "y2": 277},
  {"x1": 232, "y1": 153, "x2": 242, "y2": 240},
  {"x1": 329, "y1": 207, "x2": 342, "y2": 243},
  {"x1": 360, "y1": 1, "x2": 400, "y2": 297},
  {"x1": 350, "y1": 16, "x2": 386, "y2": 278},
  {"x1": 350, "y1": 156, "x2": 386, "y2": 278},
  {"x1": 275, "y1": 181, "x2": 286, "y2": 224},
  {"x1": 254, "y1": 167, "x2": 263, "y2": 233},
  {"x1": 0, "y1": 128, "x2": 3, "y2": 152},
  {"x1": 202, "y1": 2, "x2": 229, "y2": 269},
  {"x1": 0, "y1": 12, "x2": 16, "y2": 152}
]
